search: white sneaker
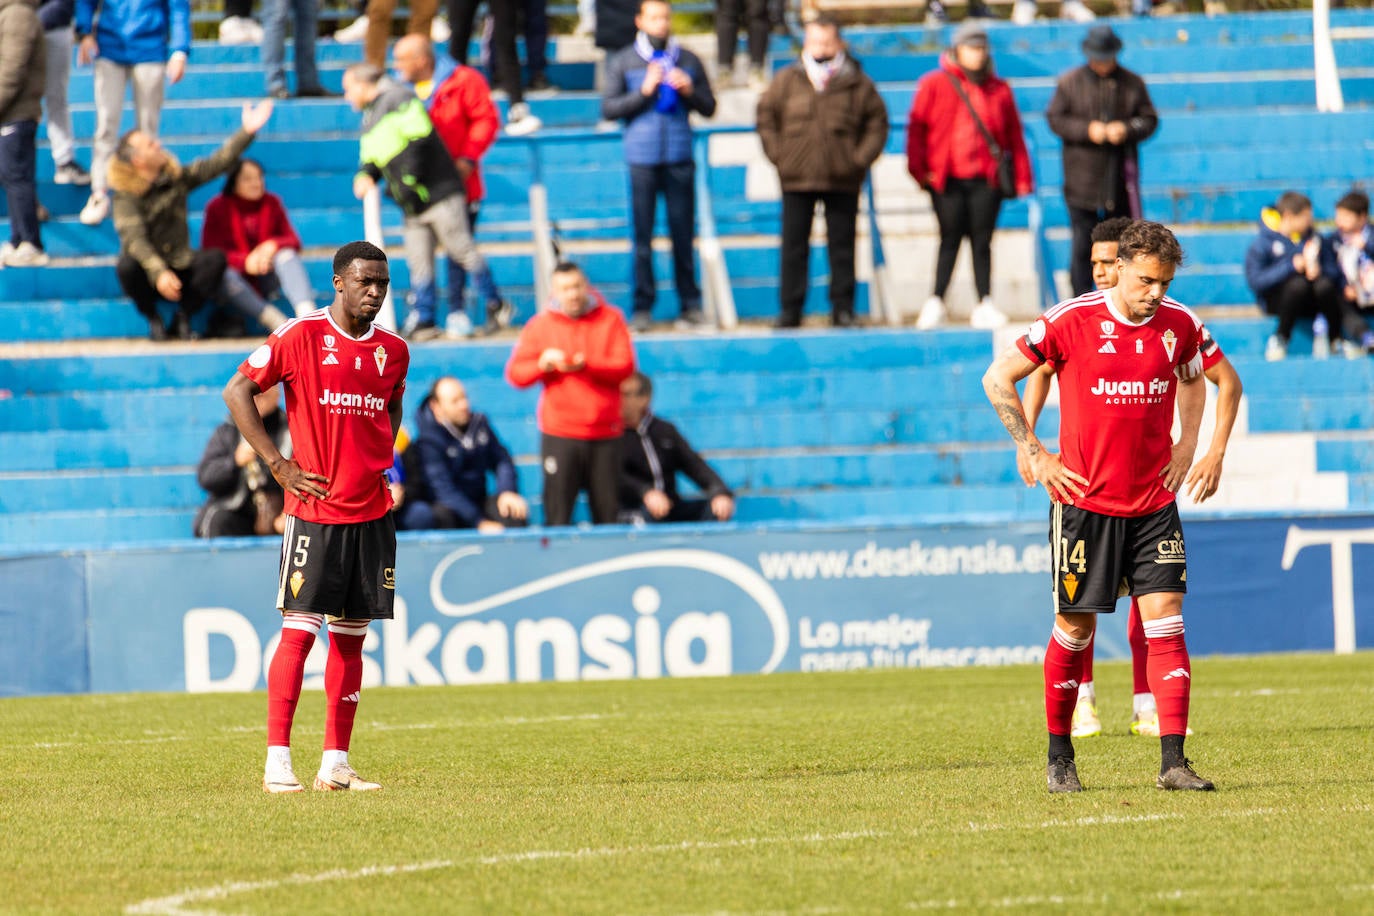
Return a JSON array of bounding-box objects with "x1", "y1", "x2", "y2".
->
[
  {"x1": 430, "y1": 16, "x2": 450, "y2": 43},
  {"x1": 4, "y1": 241, "x2": 49, "y2": 267},
  {"x1": 264, "y1": 762, "x2": 304, "y2": 793},
  {"x1": 0, "y1": 242, "x2": 12, "y2": 264},
  {"x1": 242, "y1": 18, "x2": 264, "y2": 42},
  {"x1": 505, "y1": 102, "x2": 542, "y2": 136},
  {"x1": 218, "y1": 15, "x2": 247, "y2": 44},
  {"x1": 79, "y1": 192, "x2": 110, "y2": 226},
  {"x1": 969, "y1": 297, "x2": 1009, "y2": 329},
  {"x1": 915, "y1": 295, "x2": 947, "y2": 330},
  {"x1": 314, "y1": 763, "x2": 382, "y2": 791},
  {"x1": 1060, "y1": 0, "x2": 1096, "y2": 19},
  {"x1": 1012, "y1": 0, "x2": 1038, "y2": 23},
  {"x1": 333, "y1": 15, "x2": 369, "y2": 42},
  {"x1": 1264, "y1": 334, "x2": 1287, "y2": 362}
]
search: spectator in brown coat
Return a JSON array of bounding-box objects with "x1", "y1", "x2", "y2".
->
[{"x1": 756, "y1": 14, "x2": 887, "y2": 329}]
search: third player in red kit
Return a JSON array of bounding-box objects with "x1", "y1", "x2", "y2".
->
[
  {"x1": 983, "y1": 220, "x2": 1216, "y2": 793},
  {"x1": 225, "y1": 240, "x2": 409, "y2": 794}
]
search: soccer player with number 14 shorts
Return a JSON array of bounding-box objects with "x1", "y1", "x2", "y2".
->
[
  {"x1": 224, "y1": 241, "x2": 410, "y2": 793},
  {"x1": 983, "y1": 220, "x2": 1216, "y2": 793}
]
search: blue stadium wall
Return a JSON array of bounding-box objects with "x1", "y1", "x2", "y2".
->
[{"x1": 3, "y1": 514, "x2": 1372, "y2": 696}]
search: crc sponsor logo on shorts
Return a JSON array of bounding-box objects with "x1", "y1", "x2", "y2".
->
[{"x1": 1156, "y1": 530, "x2": 1187, "y2": 565}]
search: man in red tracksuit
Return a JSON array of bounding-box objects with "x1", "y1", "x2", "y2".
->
[
  {"x1": 506, "y1": 261, "x2": 636, "y2": 526},
  {"x1": 393, "y1": 33, "x2": 511, "y2": 331}
]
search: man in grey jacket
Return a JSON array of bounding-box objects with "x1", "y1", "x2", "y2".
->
[{"x1": 0, "y1": 0, "x2": 48, "y2": 267}]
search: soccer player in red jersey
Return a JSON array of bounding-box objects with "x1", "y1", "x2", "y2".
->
[
  {"x1": 984, "y1": 220, "x2": 1216, "y2": 792},
  {"x1": 223, "y1": 240, "x2": 410, "y2": 794},
  {"x1": 1019, "y1": 219, "x2": 1243, "y2": 739}
]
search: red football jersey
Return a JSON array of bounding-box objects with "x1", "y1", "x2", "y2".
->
[
  {"x1": 1017, "y1": 290, "x2": 1203, "y2": 517},
  {"x1": 238, "y1": 310, "x2": 409, "y2": 524}
]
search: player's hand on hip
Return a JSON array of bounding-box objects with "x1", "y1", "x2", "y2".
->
[
  {"x1": 1183, "y1": 451, "x2": 1223, "y2": 503},
  {"x1": 1031, "y1": 450, "x2": 1087, "y2": 505},
  {"x1": 270, "y1": 458, "x2": 329, "y2": 501},
  {"x1": 1160, "y1": 440, "x2": 1197, "y2": 493}
]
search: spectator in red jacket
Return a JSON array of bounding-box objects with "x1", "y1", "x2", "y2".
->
[
  {"x1": 393, "y1": 33, "x2": 512, "y2": 335},
  {"x1": 505, "y1": 261, "x2": 636, "y2": 526},
  {"x1": 905, "y1": 21, "x2": 1032, "y2": 332},
  {"x1": 201, "y1": 158, "x2": 318, "y2": 318}
]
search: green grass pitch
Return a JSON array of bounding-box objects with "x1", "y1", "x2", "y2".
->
[{"x1": 2, "y1": 653, "x2": 1372, "y2": 914}]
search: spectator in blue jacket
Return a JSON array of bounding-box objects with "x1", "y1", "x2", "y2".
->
[
  {"x1": 40, "y1": 0, "x2": 90, "y2": 187},
  {"x1": 75, "y1": 0, "x2": 190, "y2": 226},
  {"x1": 406, "y1": 376, "x2": 529, "y2": 532},
  {"x1": 602, "y1": 0, "x2": 716, "y2": 333},
  {"x1": 1245, "y1": 191, "x2": 1344, "y2": 362}
]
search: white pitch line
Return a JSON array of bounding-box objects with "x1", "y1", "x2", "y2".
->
[{"x1": 125, "y1": 830, "x2": 887, "y2": 916}]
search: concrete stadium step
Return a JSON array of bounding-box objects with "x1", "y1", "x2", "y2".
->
[
  {"x1": 1023, "y1": 109, "x2": 1374, "y2": 152},
  {"x1": 62, "y1": 61, "x2": 597, "y2": 104}
]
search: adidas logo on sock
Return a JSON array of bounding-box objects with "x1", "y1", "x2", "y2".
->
[
  {"x1": 342, "y1": 691, "x2": 360, "y2": 703},
  {"x1": 1052, "y1": 679, "x2": 1080, "y2": 690},
  {"x1": 1161, "y1": 668, "x2": 1190, "y2": 681}
]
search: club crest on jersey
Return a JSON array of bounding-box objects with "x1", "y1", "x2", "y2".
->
[
  {"x1": 373, "y1": 346, "x2": 387, "y2": 375},
  {"x1": 1161, "y1": 329, "x2": 1178, "y2": 361},
  {"x1": 1100, "y1": 320, "x2": 1117, "y2": 338},
  {"x1": 323, "y1": 334, "x2": 337, "y2": 351}
]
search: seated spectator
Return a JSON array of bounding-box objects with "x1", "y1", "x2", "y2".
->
[
  {"x1": 402, "y1": 376, "x2": 529, "y2": 532},
  {"x1": 619, "y1": 371, "x2": 734, "y2": 524},
  {"x1": 194, "y1": 383, "x2": 287, "y2": 538},
  {"x1": 0, "y1": 0, "x2": 48, "y2": 268},
  {"x1": 1324, "y1": 189, "x2": 1374, "y2": 354},
  {"x1": 506, "y1": 261, "x2": 636, "y2": 526},
  {"x1": 1245, "y1": 191, "x2": 1344, "y2": 361},
  {"x1": 110, "y1": 101, "x2": 288, "y2": 340},
  {"x1": 202, "y1": 158, "x2": 318, "y2": 319}
]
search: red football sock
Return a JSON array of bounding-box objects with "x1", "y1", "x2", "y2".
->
[
  {"x1": 266, "y1": 618, "x2": 320, "y2": 747},
  {"x1": 1045, "y1": 626, "x2": 1090, "y2": 736},
  {"x1": 1143, "y1": 615, "x2": 1191, "y2": 737},
  {"x1": 1128, "y1": 598, "x2": 1150, "y2": 695},
  {"x1": 1079, "y1": 633, "x2": 1094, "y2": 687},
  {"x1": 323, "y1": 622, "x2": 368, "y2": 752}
]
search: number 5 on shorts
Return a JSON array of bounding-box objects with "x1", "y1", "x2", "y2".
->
[{"x1": 293, "y1": 535, "x2": 311, "y2": 568}]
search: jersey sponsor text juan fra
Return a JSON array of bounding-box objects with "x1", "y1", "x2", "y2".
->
[
  {"x1": 239, "y1": 311, "x2": 409, "y2": 524},
  {"x1": 1017, "y1": 289, "x2": 1202, "y2": 517}
]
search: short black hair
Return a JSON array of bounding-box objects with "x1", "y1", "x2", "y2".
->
[
  {"x1": 1275, "y1": 190, "x2": 1313, "y2": 216},
  {"x1": 222, "y1": 157, "x2": 263, "y2": 197},
  {"x1": 552, "y1": 260, "x2": 583, "y2": 276},
  {"x1": 626, "y1": 370, "x2": 652, "y2": 397},
  {"x1": 1090, "y1": 216, "x2": 1133, "y2": 245},
  {"x1": 1116, "y1": 220, "x2": 1185, "y2": 267},
  {"x1": 1337, "y1": 189, "x2": 1369, "y2": 216},
  {"x1": 333, "y1": 240, "x2": 388, "y2": 276}
]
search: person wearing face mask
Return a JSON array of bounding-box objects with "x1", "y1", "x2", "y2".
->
[
  {"x1": 907, "y1": 21, "x2": 1032, "y2": 332},
  {"x1": 602, "y1": 0, "x2": 716, "y2": 333},
  {"x1": 756, "y1": 13, "x2": 887, "y2": 330}
]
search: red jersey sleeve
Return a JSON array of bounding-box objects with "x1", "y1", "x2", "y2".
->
[
  {"x1": 1015, "y1": 315, "x2": 1064, "y2": 367},
  {"x1": 238, "y1": 325, "x2": 297, "y2": 391}
]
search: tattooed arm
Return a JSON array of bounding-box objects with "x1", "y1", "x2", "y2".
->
[{"x1": 983, "y1": 345, "x2": 1087, "y2": 504}]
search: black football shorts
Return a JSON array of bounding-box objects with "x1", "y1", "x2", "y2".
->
[
  {"x1": 276, "y1": 514, "x2": 397, "y2": 620},
  {"x1": 1049, "y1": 502, "x2": 1188, "y2": 614}
]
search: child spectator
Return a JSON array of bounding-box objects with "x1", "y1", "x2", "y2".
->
[
  {"x1": 202, "y1": 158, "x2": 318, "y2": 318},
  {"x1": 1324, "y1": 189, "x2": 1374, "y2": 354},
  {"x1": 1245, "y1": 191, "x2": 1344, "y2": 361}
]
